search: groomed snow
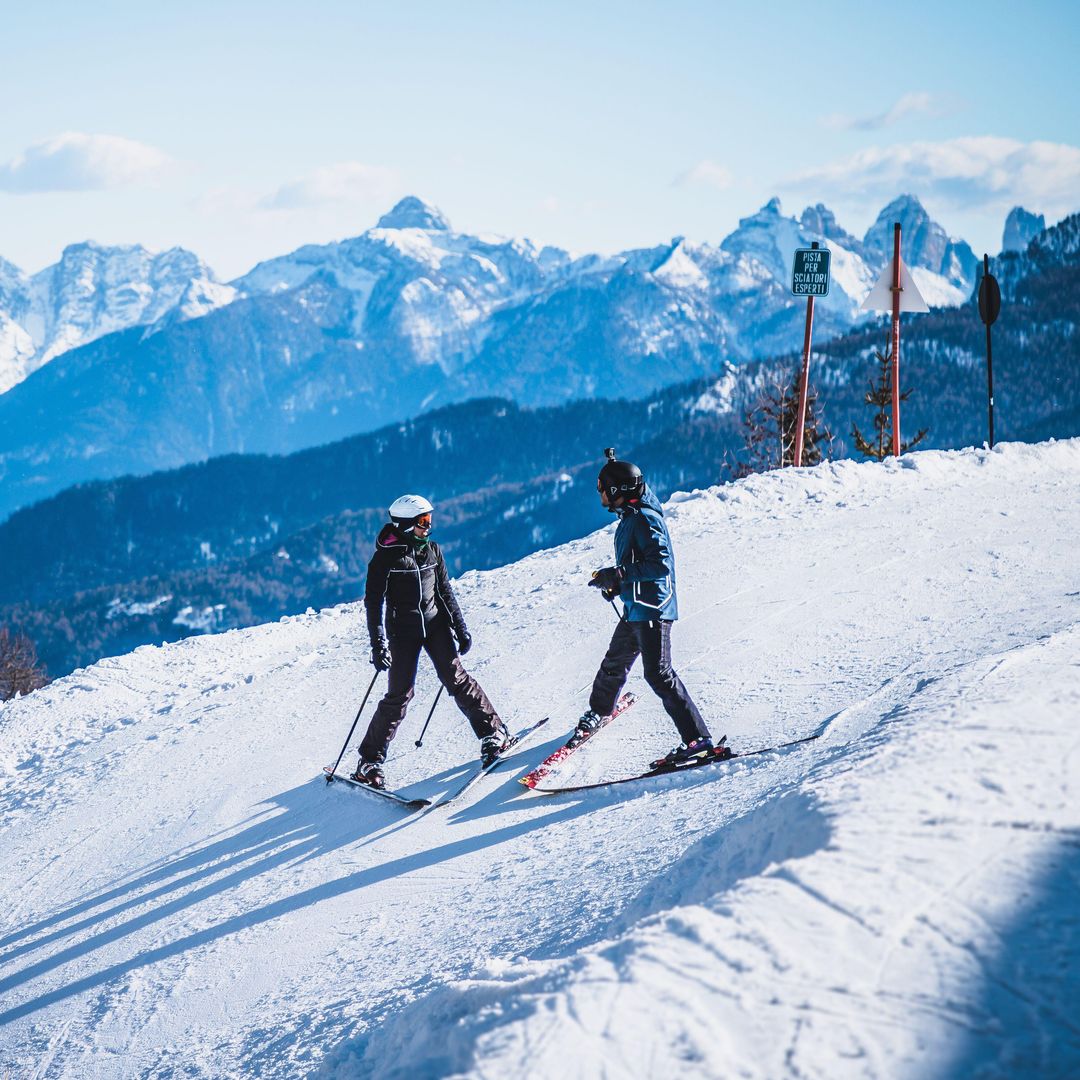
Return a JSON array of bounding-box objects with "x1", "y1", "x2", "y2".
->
[{"x1": 1, "y1": 440, "x2": 1078, "y2": 1078}]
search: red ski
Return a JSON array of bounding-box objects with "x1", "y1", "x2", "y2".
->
[
  {"x1": 518, "y1": 692, "x2": 636, "y2": 789},
  {"x1": 531, "y1": 733, "x2": 820, "y2": 795}
]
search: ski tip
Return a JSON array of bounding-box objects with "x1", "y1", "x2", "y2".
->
[{"x1": 518, "y1": 776, "x2": 539, "y2": 789}]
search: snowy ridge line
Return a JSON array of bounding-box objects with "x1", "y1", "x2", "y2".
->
[{"x1": 664, "y1": 437, "x2": 1080, "y2": 522}]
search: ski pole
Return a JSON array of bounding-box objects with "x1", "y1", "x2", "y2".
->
[
  {"x1": 592, "y1": 570, "x2": 627, "y2": 621},
  {"x1": 608, "y1": 597, "x2": 627, "y2": 622},
  {"x1": 414, "y1": 685, "x2": 445, "y2": 747},
  {"x1": 327, "y1": 670, "x2": 381, "y2": 783}
]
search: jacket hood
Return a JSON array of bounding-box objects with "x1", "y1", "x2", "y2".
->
[{"x1": 376, "y1": 523, "x2": 408, "y2": 548}]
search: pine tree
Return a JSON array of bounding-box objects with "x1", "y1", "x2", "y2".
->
[
  {"x1": 733, "y1": 371, "x2": 834, "y2": 477},
  {"x1": 851, "y1": 348, "x2": 928, "y2": 459}
]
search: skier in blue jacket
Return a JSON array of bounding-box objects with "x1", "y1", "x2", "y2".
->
[{"x1": 583, "y1": 450, "x2": 713, "y2": 768}]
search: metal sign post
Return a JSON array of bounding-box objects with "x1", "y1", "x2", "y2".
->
[
  {"x1": 978, "y1": 253, "x2": 1002, "y2": 448},
  {"x1": 889, "y1": 223, "x2": 903, "y2": 456},
  {"x1": 790, "y1": 243, "x2": 830, "y2": 466},
  {"x1": 860, "y1": 225, "x2": 929, "y2": 456}
]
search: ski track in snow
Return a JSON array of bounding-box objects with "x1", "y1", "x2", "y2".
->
[{"x1": 0, "y1": 439, "x2": 1078, "y2": 1078}]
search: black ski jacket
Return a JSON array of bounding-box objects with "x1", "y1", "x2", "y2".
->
[{"x1": 364, "y1": 523, "x2": 467, "y2": 643}]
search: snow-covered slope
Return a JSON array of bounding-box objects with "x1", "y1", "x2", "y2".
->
[{"x1": 1, "y1": 439, "x2": 1078, "y2": 1078}]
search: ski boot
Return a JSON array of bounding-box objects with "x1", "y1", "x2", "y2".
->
[
  {"x1": 575, "y1": 709, "x2": 603, "y2": 735},
  {"x1": 480, "y1": 724, "x2": 512, "y2": 767},
  {"x1": 650, "y1": 737, "x2": 714, "y2": 771},
  {"x1": 350, "y1": 760, "x2": 386, "y2": 790}
]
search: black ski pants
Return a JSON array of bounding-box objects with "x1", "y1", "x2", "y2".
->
[
  {"x1": 590, "y1": 618, "x2": 709, "y2": 745},
  {"x1": 360, "y1": 617, "x2": 501, "y2": 763}
]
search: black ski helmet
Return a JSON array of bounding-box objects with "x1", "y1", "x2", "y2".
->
[{"x1": 597, "y1": 448, "x2": 643, "y2": 501}]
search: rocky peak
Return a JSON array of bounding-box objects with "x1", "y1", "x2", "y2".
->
[
  {"x1": 376, "y1": 196, "x2": 450, "y2": 232},
  {"x1": 864, "y1": 195, "x2": 977, "y2": 286},
  {"x1": 799, "y1": 203, "x2": 865, "y2": 256},
  {"x1": 864, "y1": 195, "x2": 933, "y2": 256},
  {"x1": 1002, "y1": 207, "x2": 1046, "y2": 253},
  {"x1": 719, "y1": 198, "x2": 803, "y2": 281},
  {"x1": 0, "y1": 256, "x2": 28, "y2": 313}
]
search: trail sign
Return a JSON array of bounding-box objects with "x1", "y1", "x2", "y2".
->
[
  {"x1": 791, "y1": 247, "x2": 831, "y2": 296},
  {"x1": 979, "y1": 254, "x2": 1001, "y2": 447},
  {"x1": 861, "y1": 256, "x2": 929, "y2": 313},
  {"x1": 791, "y1": 241, "x2": 826, "y2": 468},
  {"x1": 978, "y1": 268, "x2": 1001, "y2": 326}
]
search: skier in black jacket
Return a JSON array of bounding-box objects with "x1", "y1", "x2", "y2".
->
[{"x1": 355, "y1": 494, "x2": 508, "y2": 788}]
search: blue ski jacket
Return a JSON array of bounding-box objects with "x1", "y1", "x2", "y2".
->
[{"x1": 612, "y1": 484, "x2": 679, "y2": 622}]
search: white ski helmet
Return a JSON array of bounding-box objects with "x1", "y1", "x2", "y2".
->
[{"x1": 389, "y1": 494, "x2": 434, "y2": 529}]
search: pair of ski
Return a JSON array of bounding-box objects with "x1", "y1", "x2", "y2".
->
[
  {"x1": 325, "y1": 694, "x2": 818, "y2": 809},
  {"x1": 520, "y1": 690, "x2": 820, "y2": 795},
  {"x1": 323, "y1": 714, "x2": 550, "y2": 810}
]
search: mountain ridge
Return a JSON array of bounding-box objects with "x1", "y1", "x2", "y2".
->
[{"x1": 0, "y1": 196, "x2": 1062, "y2": 523}]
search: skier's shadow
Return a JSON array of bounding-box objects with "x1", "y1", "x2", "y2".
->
[
  {"x1": 0, "y1": 777, "x2": 594, "y2": 1028},
  {"x1": 440, "y1": 730, "x2": 571, "y2": 823},
  {"x1": 0, "y1": 778, "x2": 390, "y2": 989}
]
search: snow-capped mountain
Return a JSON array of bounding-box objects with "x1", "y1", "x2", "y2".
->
[
  {"x1": 231, "y1": 193, "x2": 980, "y2": 380},
  {"x1": 231, "y1": 194, "x2": 980, "y2": 395},
  {"x1": 1, "y1": 438, "x2": 1077, "y2": 1078},
  {"x1": 0, "y1": 242, "x2": 233, "y2": 393},
  {"x1": 0, "y1": 195, "x2": 1015, "y2": 401},
  {"x1": 863, "y1": 194, "x2": 979, "y2": 307},
  {"x1": 233, "y1": 196, "x2": 579, "y2": 372},
  {"x1": 0, "y1": 196, "x2": 1048, "y2": 519},
  {"x1": 720, "y1": 197, "x2": 877, "y2": 328}
]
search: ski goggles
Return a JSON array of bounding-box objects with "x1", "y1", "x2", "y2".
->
[{"x1": 413, "y1": 513, "x2": 432, "y2": 534}]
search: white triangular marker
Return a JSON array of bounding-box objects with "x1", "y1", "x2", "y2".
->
[{"x1": 861, "y1": 257, "x2": 930, "y2": 313}]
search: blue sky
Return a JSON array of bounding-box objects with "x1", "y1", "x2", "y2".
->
[{"x1": 2, "y1": 0, "x2": 1077, "y2": 278}]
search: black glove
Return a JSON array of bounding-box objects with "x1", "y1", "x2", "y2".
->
[
  {"x1": 589, "y1": 566, "x2": 623, "y2": 599},
  {"x1": 454, "y1": 624, "x2": 473, "y2": 656},
  {"x1": 370, "y1": 637, "x2": 392, "y2": 671}
]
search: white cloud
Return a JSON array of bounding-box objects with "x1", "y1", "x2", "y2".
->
[
  {"x1": 0, "y1": 132, "x2": 171, "y2": 193},
  {"x1": 784, "y1": 136, "x2": 1080, "y2": 216},
  {"x1": 822, "y1": 92, "x2": 942, "y2": 132},
  {"x1": 260, "y1": 163, "x2": 400, "y2": 210},
  {"x1": 676, "y1": 160, "x2": 735, "y2": 190}
]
